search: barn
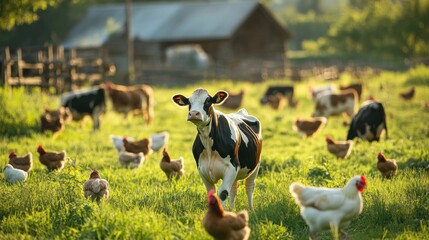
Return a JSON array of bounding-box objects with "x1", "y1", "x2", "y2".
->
[{"x1": 63, "y1": 0, "x2": 291, "y2": 83}]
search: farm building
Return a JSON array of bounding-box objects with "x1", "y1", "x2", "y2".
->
[{"x1": 63, "y1": 0, "x2": 291, "y2": 83}]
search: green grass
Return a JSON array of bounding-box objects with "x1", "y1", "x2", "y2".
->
[{"x1": 1, "y1": 67, "x2": 429, "y2": 239}]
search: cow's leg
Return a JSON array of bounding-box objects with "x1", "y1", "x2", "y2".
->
[
  {"x1": 92, "y1": 106, "x2": 103, "y2": 131},
  {"x1": 229, "y1": 180, "x2": 238, "y2": 210},
  {"x1": 245, "y1": 163, "x2": 260, "y2": 211},
  {"x1": 218, "y1": 166, "x2": 238, "y2": 210}
]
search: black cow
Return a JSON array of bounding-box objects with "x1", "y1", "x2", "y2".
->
[
  {"x1": 172, "y1": 89, "x2": 262, "y2": 210},
  {"x1": 347, "y1": 100, "x2": 388, "y2": 142},
  {"x1": 260, "y1": 85, "x2": 295, "y2": 106},
  {"x1": 60, "y1": 87, "x2": 106, "y2": 131}
]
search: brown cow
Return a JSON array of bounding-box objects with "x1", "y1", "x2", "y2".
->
[
  {"x1": 312, "y1": 89, "x2": 358, "y2": 118},
  {"x1": 105, "y1": 82, "x2": 154, "y2": 124}
]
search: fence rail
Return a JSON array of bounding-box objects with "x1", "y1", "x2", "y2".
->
[{"x1": 0, "y1": 45, "x2": 115, "y2": 93}]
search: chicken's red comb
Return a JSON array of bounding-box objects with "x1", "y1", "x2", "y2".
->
[
  {"x1": 9, "y1": 151, "x2": 16, "y2": 157},
  {"x1": 360, "y1": 175, "x2": 366, "y2": 186},
  {"x1": 326, "y1": 136, "x2": 333, "y2": 141},
  {"x1": 162, "y1": 148, "x2": 167, "y2": 153},
  {"x1": 208, "y1": 189, "x2": 216, "y2": 198}
]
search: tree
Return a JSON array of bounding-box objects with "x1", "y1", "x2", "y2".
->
[
  {"x1": 0, "y1": 0, "x2": 65, "y2": 31},
  {"x1": 326, "y1": 0, "x2": 429, "y2": 58}
]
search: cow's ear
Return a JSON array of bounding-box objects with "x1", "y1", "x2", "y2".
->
[
  {"x1": 212, "y1": 90, "x2": 229, "y2": 105},
  {"x1": 172, "y1": 94, "x2": 189, "y2": 107}
]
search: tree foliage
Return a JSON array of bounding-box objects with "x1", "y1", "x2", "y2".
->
[
  {"x1": 326, "y1": 0, "x2": 429, "y2": 58},
  {"x1": 0, "y1": 0, "x2": 64, "y2": 30}
]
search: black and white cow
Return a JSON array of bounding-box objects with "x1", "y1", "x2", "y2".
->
[
  {"x1": 172, "y1": 89, "x2": 262, "y2": 210},
  {"x1": 347, "y1": 100, "x2": 388, "y2": 142},
  {"x1": 60, "y1": 86, "x2": 106, "y2": 131},
  {"x1": 260, "y1": 85, "x2": 295, "y2": 106}
]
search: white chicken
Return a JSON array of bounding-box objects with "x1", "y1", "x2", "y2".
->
[
  {"x1": 119, "y1": 151, "x2": 145, "y2": 168},
  {"x1": 4, "y1": 164, "x2": 28, "y2": 184},
  {"x1": 110, "y1": 135, "x2": 134, "y2": 152},
  {"x1": 289, "y1": 175, "x2": 367, "y2": 240},
  {"x1": 150, "y1": 131, "x2": 169, "y2": 152}
]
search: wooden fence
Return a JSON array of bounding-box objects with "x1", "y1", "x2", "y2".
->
[{"x1": 0, "y1": 45, "x2": 115, "y2": 93}]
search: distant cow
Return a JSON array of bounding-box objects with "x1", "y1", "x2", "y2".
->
[
  {"x1": 347, "y1": 100, "x2": 388, "y2": 142},
  {"x1": 260, "y1": 85, "x2": 295, "y2": 107},
  {"x1": 60, "y1": 87, "x2": 106, "y2": 131},
  {"x1": 172, "y1": 89, "x2": 262, "y2": 210},
  {"x1": 105, "y1": 82, "x2": 155, "y2": 124},
  {"x1": 310, "y1": 84, "x2": 337, "y2": 102},
  {"x1": 312, "y1": 89, "x2": 358, "y2": 118},
  {"x1": 221, "y1": 89, "x2": 246, "y2": 110},
  {"x1": 340, "y1": 83, "x2": 363, "y2": 101}
]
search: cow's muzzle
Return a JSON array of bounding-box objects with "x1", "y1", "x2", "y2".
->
[{"x1": 187, "y1": 110, "x2": 203, "y2": 122}]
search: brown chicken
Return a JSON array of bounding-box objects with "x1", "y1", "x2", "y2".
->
[
  {"x1": 222, "y1": 89, "x2": 246, "y2": 110},
  {"x1": 123, "y1": 137, "x2": 153, "y2": 156},
  {"x1": 399, "y1": 87, "x2": 415, "y2": 100},
  {"x1": 266, "y1": 93, "x2": 286, "y2": 110},
  {"x1": 37, "y1": 145, "x2": 67, "y2": 171},
  {"x1": 8, "y1": 151, "x2": 33, "y2": 172},
  {"x1": 377, "y1": 152, "x2": 398, "y2": 179},
  {"x1": 83, "y1": 168, "x2": 109, "y2": 201},
  {"x1": 293, "y1": 117, "x2": 327, "y2": 137},
  {"x1": 160, "y1": 148, "x2": 184, "y2": 181},
  {"x1": 203, "y1": 189, "x2": 250, "y2": 240},
  {"x1": 40, "y1": 106, "x2": 72, "y2": 135},
  {"x1": 326, "y1": 136, "x2": 353, "y2": 159}
]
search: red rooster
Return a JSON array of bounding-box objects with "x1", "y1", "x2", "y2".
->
[
  {"x1": 377, "y1": 152, "x2": 398, "y2": 179},
  {"x1": 203, "y1": 189, "x2": 250, "y2": 240}
]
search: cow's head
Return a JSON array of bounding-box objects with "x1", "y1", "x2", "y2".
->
[{"x1": 172, "y1": 89, "x2": 228, "y2": 127}]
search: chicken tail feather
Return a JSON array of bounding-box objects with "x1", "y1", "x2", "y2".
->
[
  {"x1": 92, "y1": 179, "x2": 101, "y2": 193},
  {"x1": 237, "y1": 210, "x2": 249, "y2": 222},
  {"x1": 289, "y1": 182, "x2": 304, "y2": 197}
]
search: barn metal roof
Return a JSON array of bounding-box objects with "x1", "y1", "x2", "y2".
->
[{"x1": 63, "y1": 0, "x2": 287, "y2": 48}]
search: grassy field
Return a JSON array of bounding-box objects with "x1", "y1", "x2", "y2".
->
[{"x1": 1, "y1": 66, "x2": 428, "y2": 239}]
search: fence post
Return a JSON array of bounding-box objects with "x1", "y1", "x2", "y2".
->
[{"x1": 2, "y1": 47, "x2": 12, "y2": 87}]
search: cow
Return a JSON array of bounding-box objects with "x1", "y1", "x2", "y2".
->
[
  {"x1": 105, "y1": 82, "x2": 155, "y2": 124},
  {"x1": 172, "y1": 89, "x2": 262, "y2": 210},
  {"x1": 312, "y1": 89, "x2": 358, "y2": 119},
  {"x1": 60, "y1": 86, "x2": 106, "y2": 131},
  {"x1": 260, "y1": 85, "x2": 295, "y2": 107},
  {"x1": 340, "y1": 83, "x2": 363, "y2": 101},
  {"x1": 309, "y1": 84, "x2": 337, "y2": 102},
  {"x1": 347, "y1": 100, "x2": 388, "y2": 142}
]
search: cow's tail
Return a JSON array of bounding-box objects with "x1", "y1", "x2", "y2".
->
[
  {"x1": 139, "y1": 86, "x2": 154, "y2": 125},
  {"x1": 146, "y1": 89, "x2": 155, "y2": 125}
]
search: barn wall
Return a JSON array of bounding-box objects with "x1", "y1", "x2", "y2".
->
[{"x1": 228, "y1": 6, "x2": 288, "y2": 79}]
